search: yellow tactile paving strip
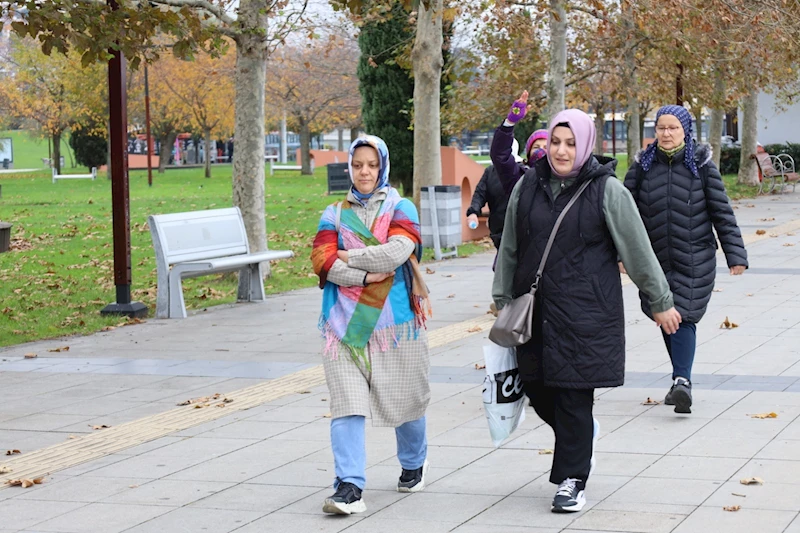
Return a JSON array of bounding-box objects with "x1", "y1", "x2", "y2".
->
[
  {"x1": 0, "y1": 315, "x2": 497, "y2": 487},
  {"x1": 2, "y1": 219, "x2": 797, "y2": 487}
]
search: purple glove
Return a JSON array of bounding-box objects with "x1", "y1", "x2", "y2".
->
[{"x1": 506, "y1": 99, "x2": 528, "y2": 124}]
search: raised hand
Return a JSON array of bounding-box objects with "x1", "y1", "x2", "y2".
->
[{"x1": 506, "y1": 90, "x2": 531, "y2": 125}]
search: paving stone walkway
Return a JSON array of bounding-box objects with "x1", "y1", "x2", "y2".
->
[{"x1": 1, "y1": 193, "x2": 800, "y2": 533}]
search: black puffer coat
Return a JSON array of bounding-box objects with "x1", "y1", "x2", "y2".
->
[
  {"x1": 624, "y1": 144, "x2": 748, "y2": 323},
  {"x1": 466, "y1": 165, "x2": 508, "y2": 248}
]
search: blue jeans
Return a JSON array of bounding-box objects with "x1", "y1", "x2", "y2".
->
[
  {"x1": 662, "y1": 322, "x2": 697, "y2": 380},
  {"x1": 330, "y1": 415, "x2": 427, "y2": 490}
]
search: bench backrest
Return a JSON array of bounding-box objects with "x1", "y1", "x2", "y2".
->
[
  {"x1": 754, "y1": 152, "x2": 781, "y2": 177},
  {"x1": 149, "y1": 207, "x2": 250, "y2": 266}
]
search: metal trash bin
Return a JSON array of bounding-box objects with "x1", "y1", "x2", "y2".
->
[
  {"x1": 0, "y1": 222, "x2": 12, "y2": 253},
  {"x1": 421, "y1": 185, "x2": 461, "y2": 259},
  {"x1": 327, "y1": 163, "x2": 350, "y2": 194}
]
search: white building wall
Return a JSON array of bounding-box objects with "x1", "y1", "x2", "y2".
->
[{"x1": 739, "y1": 90, "x2": 800, "y2": 145}]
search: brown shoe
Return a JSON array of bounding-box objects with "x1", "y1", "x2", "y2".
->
[{"x1": 489, "y1": 302, "x2": 498, "y2": 317}]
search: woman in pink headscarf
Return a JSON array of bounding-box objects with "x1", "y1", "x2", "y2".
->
[{"x1": 492, "y1": 109, "x2": 681, "y2": 514}]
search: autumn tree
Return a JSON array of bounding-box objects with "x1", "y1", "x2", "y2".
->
[
  {"x1": 0, "y1": 37, "x2": 106, "y2": 173},
  {"x1": 4, "y1": 0, "x2": 309, "y2": 265},
  {"x1": 265, "y1": 33, "x2": 360, "y2": 175},
  {"x1": 157, "y1": 51, "x2": 235, "y2": 178}
]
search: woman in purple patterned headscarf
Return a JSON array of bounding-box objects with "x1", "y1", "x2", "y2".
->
[{"x1": 623, "y1": 105, "x2": 748, "y2": 416}]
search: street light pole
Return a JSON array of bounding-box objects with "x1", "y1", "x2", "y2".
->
[
  {"x1": 101, "y1": 0, "x2": 147, "y2": 318},
  {"x1": 145, "y1": 63, "x2": 153, "y2": 187}
]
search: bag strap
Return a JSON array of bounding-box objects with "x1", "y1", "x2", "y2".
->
[{"x1": 530, "y1": 178, "x2": 593, "y2": 292}]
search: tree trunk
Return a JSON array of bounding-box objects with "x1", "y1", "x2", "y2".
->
[
  {"x1": 696, "y1": 111, "x2": 704, "y2": 143},
  {"x1": 300, "y1": 120, "x2": 312, "y2": 175},
  {"x1": 737, "y1": 92, "x2": 759, "y2": 185},
  {"x1": 546, "y1": 0, "x2": 567, "y2": 122},
  {"x1": 411, "y1": 0, "x2": 444, "y2": 205},
  {"x1": 159, "y1": 131, "x2": 177, "y2": 173},
  {"x1": 622, "y1": 2, "x2": 640, "y2": 157},
  {"x1": 594, "y1": 107, "x2": 605, "y2": 155},
  {"x1": 232, "y1": 0, "x2": 270, "y2": 273},
  {"x1": 53, "y1": 131, "x2": 62, "y2": 174},
  {"x1": 350, "y1": 126, "x2": 360, "y2": 146},
  {"x1": 709, "y1": 68, "x2": 726, "y2": 168},
  {"x1": 337, "y1": 128, "x2": 344, "y2": 152},
  {"x1": 204, "y1": 127, "x2": 212, "y2": 178}
]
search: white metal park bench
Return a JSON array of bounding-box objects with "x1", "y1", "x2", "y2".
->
[
  {"x1": 269, "y1": 159, "x2": 315, "y2": 176},
  {"x1": 52, "y1": 167, "x2": 97, "y2": 183},
  {"x1": 148, "y1": 207, "x2": 294, "y2": 319}
]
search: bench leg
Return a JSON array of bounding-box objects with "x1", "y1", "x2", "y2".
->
[
  {"x1": 155, "y1": 275, "x2": 170, "y2": 319},
  {"x1": 168, "y1": 271, "x2": 188, "y2": 318},
  {"x1": 237, "y1": 263, "x2": 265, "y2": 303}
]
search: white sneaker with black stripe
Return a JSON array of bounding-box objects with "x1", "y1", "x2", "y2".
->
[{"x1": 551, "y1": 478, "x2": 586, "y2": 513}]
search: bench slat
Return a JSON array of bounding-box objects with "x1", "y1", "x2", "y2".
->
[{"x1": 173, "y1": 251, "x2": 294, "y2": 273}]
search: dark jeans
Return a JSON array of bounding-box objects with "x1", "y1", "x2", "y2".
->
[
  {"x1": 661, "y1": 322, "x2": 697, "y2": 380},
  {"x1": 524, "y1": 381, "x2": 594, "y2": 485}
]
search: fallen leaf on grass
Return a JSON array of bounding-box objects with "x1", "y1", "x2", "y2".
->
[
  {"x1": 90, "y1": 425, "x2": 110, "y2": 430},
  {"x1": 467, "y1": 325, "x2": 483, "y2": 333},
  {"x1": 756, "y1": 229, "x2": 767, "y2": 235},
  {"x1": 100, "y1": 326, "x2": 116, "y2": 332},
  {"x1": 748, "y1": 412, "x2": 778, "y2": 419},
  {"x1": 720, "y1": 317, "x2": 739, "y2": 329},
  {"x1": 47, "y1": 346, "x2": 70, "y2": 353},
  {"x1": 5, "y1": 450, "x2": 20, "y2": 456},
  {"x1": 538, "y1": 449, "x2": 554, "y2": 455},
  {"x1": 425, "y1": 268, "x2": 436, "y2": 274},
  {"x1": 642, "y1": 397, "x2": 661, "y2": 405},
  {"x1": 23, "y1": 353, "x2": 37, "y2": 359},
  {"x1": 740, "y1": 477, "x2": 764, "y2": 485},
  {"x1": 723, "y1": 505, "x2": 741, "y2": 512},
  {"x1": 474, "y1": 363, "x2": 486, "y2": 370}
]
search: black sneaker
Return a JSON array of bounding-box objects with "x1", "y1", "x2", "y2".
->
[
  {"x1": 551, "y1": 478, "x2": 586, "y2": 513},
  {"x1": 322, "y1": 481, "x2": 366, "y2": 515},
  {"x1": 397, "y1": 459, "x2": 429, "y2": 493},
  {"x1": 669, "y1": 377, "x2": 692, "y2": 414}
]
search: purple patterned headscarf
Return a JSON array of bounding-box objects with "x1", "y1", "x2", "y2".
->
[{"x1": 639, "y1": 105, "x2": 699, "y2": 177}]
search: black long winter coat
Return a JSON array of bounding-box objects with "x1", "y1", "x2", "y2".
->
[
  {"x1": 624, "y1": 144, "x2": 748, "y2": 323},
  {"x1": 466, "y1": 165, "x2": 508, "y2": 248}
]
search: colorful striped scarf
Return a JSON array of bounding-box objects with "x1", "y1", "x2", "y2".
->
[{"x1": 311, "y1": 187, "x2": 430, "y2": 367}]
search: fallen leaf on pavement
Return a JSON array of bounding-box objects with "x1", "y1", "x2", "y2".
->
[
  {"x1": 748, "y1": 412, "x2": 778, "y2": 419},
  {"x1": 745, "y1": 204, "x2": 755, "y2": 208},
  {"x1": 100, "y1": 326, "x2": 116, "y2": 332},
  {"x1": 539, "y1": 449, "x2": 554, "y2": 455},
  {"x1": 769, "y1": 233, "x2": 778, "y2": 238},
  {"x1": 129, "y1": 484, "x2": 139, "y2": 489},
  {"x1": 0, "y1": 466, "x2": 11, "y2": 474},
  {"x1": 299, "y1": 391, "x2": 311, "y2": 395},
  {"x1": 720, "y1": 317, "x2": 739, "y2": 329},
  {"x1": 425, "y1": 268, "x2": 435, "y2": 274},
  {"x1": 746, "y1": 293, "x2": 753, "y2": 297},
  {"x1": 177, "y1": 393, "x2": 222, "y2": 406},
  {"x1": 713, "y1": 288, "x2": 724, "y2": 292},
  {"x1": 474, "y1": 363, "x2": 486, "y2": 370},
  {"x1": 323, "y1": 413, "x2": 332, "y2": 418},
  {"x1": 23, "y1": 353, "x2": 37, "y2": 359},
  {"x1": 740, "y1": 477, "x2": 764, "y2": 485},
  {"x1": 783, "y1": 243, "x2": 795, "y2": 247},
  {"x1": 467, "y1": 325, "x2": 482, "y2": 333},
  {"x1": 642, "y1": 397, "x2": 661, "y2": 405},
  {"x1": 756, "y1": 229, "x2": 767, "y2": 235},
  {"x1": 67, "y1": 436, "x2": 76, "y2": 440},
  {"x1": 758, "y1": 217, "x2": 776, "y2": 222},
  {"x1": 5, "y1": 450, "x2": 20, "y2": 456},
  {"x1": 90, "y1": 425, "x2": 110, "y2": 430},
  {"x1": 47, "y1": 346, "x2": 70, "y2": 352},
  {"x1": 732, "y1": 493, "x2": 746, "y2": 497},
  {"x1": 7, "y1": 477, "x2": 44, "y2": 488},
  {"x1": 787, "y1": 232, "x2": 797, "y2": 236},
  {"x1": 723, "y1": 505, "x2": 741, "y2": 512},
  {"x1": 447, "y1": 294, "x2": 456, "y2": 299}
]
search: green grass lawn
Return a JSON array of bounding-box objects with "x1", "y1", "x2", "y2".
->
[
  {"x1": 1, "y1": 130, "x2": 78, "y2": 171},
  {"x1": 0, "y1": 164, "x2": 492, "y2": 347}
]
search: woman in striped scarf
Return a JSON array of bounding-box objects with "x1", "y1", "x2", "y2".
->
[{"x1": 311, "y1": 135, "x2": 432, "y2": 516}]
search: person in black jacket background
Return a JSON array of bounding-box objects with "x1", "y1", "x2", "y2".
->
[
  {"x1": 623, "y1": 105, "x2": 748, "y2": 415},
  {"x1": 466, "y1": 138, "x2": 524, "y2": 250}
]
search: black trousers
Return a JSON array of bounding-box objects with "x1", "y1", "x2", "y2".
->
[{"x1": 524, "y1": 380, "x2": 594, "y2": 486}]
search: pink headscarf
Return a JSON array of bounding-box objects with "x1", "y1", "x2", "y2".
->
[{"x1": 546, "y1": 109, "x2": 596, "y2": 179}]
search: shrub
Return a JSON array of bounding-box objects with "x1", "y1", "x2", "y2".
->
[
  {"x1": 719, "y1": 147, "x2": 740, "y2": 175},
  {"x1": 763, "y1": 142, "x2": 800, "y2": 169},
  {"x1": 69, "y1": 124, "x2": 107, "y2": 169}
]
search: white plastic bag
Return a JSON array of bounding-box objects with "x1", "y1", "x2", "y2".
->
[{"x1": 481, "y1": 342, "x2": 526, "y2": 447}]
